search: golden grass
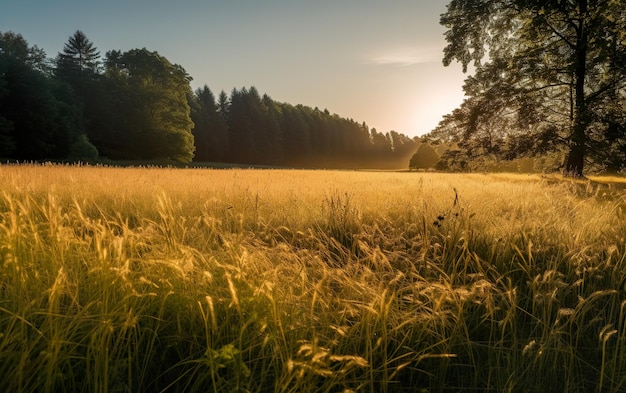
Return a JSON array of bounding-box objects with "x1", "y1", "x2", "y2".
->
[{"x1": 1, "y1": 164, "x2": 625, "y2": 392}]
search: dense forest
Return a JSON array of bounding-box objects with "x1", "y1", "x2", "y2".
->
[{"x1": 0, "y1": 30, "x2": 418, "y2": 168}]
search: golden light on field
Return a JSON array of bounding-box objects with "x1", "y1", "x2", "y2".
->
[{"x1": 1, "y1": 164, "x2": 625, "y2": 392}]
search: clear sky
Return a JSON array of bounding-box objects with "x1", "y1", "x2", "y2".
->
[{"x1": 1, "y1": 0, "x2": 468, "y2": 138}]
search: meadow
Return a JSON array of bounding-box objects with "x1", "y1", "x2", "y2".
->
[{"x1": 1, "y1": 164, "x2": 625, "y2": 392}]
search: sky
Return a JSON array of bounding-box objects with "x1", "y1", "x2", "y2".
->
[{"x1": 1, "y1": 0, "x2": 469, "y2": 138}]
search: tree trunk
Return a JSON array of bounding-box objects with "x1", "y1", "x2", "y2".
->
[
  {"x1": 564, "y1": 137, "x2": 585, "y2": 177},
  {"x1": 563, "y1": 0, "x2": 588, "y2": 178}
]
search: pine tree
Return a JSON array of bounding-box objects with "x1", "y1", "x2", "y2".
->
[
  {"x1": 190, "y1": 85, "x2": 229, "y2": 162},
  {"x1": 56, "y1": 30, "x2": 100, "y2": 84},
  {"x1": 217, "y1": 90, "x2": 230, "y2": 117},
  {"x1": 54, "y1": 30, "x2": 103, "y2": 157}
]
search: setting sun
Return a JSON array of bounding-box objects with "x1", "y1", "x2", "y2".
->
[{"x1": 1, "y1": 0, "x2": 463, "y2": 139}]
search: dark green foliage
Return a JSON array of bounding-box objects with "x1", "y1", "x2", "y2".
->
[
  {"x1": 102, "y1": 48, "x2": 195, "y2": 163},
  {"x1": 55, "y1": 30, "x2": 100, "y2": 87},
  {"x1": 225, "y1": 87, "x2": 282, "y2": 165},
  {"x1": 409, "y1": 142, "x2": 440, "y2": 170},
  {"x1": 189, "y1": 85, "x2": 229, "y2": 162},
  {"x1": 69, "y1": 134, "x2": 99, "y2": 161},
  {"x1": 187, "y1": 85, "x2": 416, "y2": 168},
  {"x1": 279, "y1": 104, "x2": 313, "y2": 165},
  {"x1": 1, "y1": 29, "x2": 418, "y2": 167},
  {"x1": 0, "y1": 31, "x2": 84, "y2": 160},
  {"x1": 0, "y1": 31, "x2": 48, "y2": 73},
  {"x1": 0, "y1": 116, "x2": 16, "y2": 158},
  {"x1": 55, "y1": 30, "x2": 106, "y2": 160}
]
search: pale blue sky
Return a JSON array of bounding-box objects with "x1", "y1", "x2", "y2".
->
[{"x1": 1, "y1": 0, "x2": 467, "y2": 137}]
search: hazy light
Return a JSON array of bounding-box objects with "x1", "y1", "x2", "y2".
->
[
  {"x1": 1, "y1": 0, "x2": 468, "y2": 138},
  {"x1": 369, "y1": 47, "x2": 442, "y2": 67}
]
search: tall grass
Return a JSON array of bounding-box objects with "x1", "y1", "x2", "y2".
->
[{"x1": 1, "y1": 164, "x2": 625, "y2": 392}]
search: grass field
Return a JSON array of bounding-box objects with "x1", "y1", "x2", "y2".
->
[{"x1": 1, "y1": 164, "x2": 626, "y2": 392}]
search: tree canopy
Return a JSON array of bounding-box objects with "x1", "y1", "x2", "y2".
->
[
  {"x1": 100, "y1": 48, "x2": 195, "y2": 162},
  {"x1": 189, "y1": 85, "x2": 229, "y2": 162},
  {"x1": 409, "y1": 142, "x2": 440, "y2": 170},
  {"x1": 430, "y1": 0, "x2": 626, "y2": 176},
  {"x1": 0, "y1": 32, "x2": 84, "y2": 159}
]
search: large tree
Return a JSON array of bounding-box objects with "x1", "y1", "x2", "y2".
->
[
  {"x1": 103, "y1": 48, "x2": 195, "y2": 162},
  {"x1": 432, "y1": 0, "x2": 626, "y2": 176},
  {"x1": 55, "y1": 31, "x2": 103, "y2": 156}
]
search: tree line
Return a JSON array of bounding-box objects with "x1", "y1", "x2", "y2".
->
[
  {"x1": 191, "y1": 85, "x2": 417, "y2": 168},
  {"x1": 0, "y1": 30, "x2": 417, "y2": 168}
]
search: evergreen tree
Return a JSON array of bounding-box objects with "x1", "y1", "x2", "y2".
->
[
  {"x1": 227, "y1": 87, "x2": 253, "y2": 163},
  {"x1": 279, "y1": 103, "x2": 312, "y2": 165},
  {"x1": 55, "y1": 30, "x2": 103, "y2": 156},
  {"x1": 226, "y1": 87, "x2": 282, "y2": 165},
  {"x1": 217, "y1": 90, "x2": 230, "y2": 117},
  {"x1": 55, "y1": 30, "x2": 100, "y2": 87},
  {"x1": 190, "y1": 85, "x2": 229, "y2": 162},
  {"x1": 260, "y1": 93, "x2": 283, "y2": 164}
]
